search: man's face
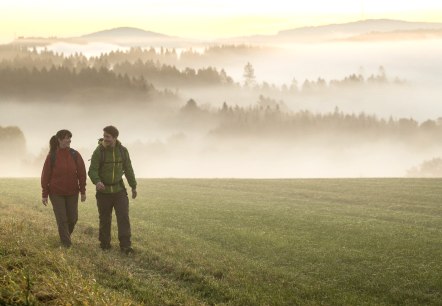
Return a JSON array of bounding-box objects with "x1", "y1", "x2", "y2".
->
[{"x1": 103, "y1": 131, "x2": 116, "y2": 147}]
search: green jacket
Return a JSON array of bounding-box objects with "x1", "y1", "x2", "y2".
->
[{"x1": 88, "y1": 140, "x2": 137, "y2": 194}]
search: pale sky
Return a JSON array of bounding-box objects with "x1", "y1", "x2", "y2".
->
[{"x1": 1, "y1": 0, "x2": 441, "y2": 42}]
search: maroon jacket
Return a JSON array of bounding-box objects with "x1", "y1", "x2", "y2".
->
[{"x1": 41, "y1": 148, "x2": 87, "y2": 198}]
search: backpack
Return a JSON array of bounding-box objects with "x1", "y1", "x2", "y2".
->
[
  {"x1": 97, "y1": 139, "x2": 128, "y2": 174},
  {"x1": 95, "y1": 139, "x2": 129, "y2": 188},
  {"x1": 50, "y1": 148, "x2": 78, "y2": 169}
]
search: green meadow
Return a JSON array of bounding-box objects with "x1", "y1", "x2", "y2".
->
[{"x1": 1, "y1": 178, "x2": 441, "y2": 305}]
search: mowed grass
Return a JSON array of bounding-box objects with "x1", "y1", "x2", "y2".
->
[{"x1": 0, "y1": 178, "x2": 441, "y2": 305}]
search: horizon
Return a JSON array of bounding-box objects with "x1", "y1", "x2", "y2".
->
[
  {"x1": 1, "y1": 0, "x2": 442, "y2": 43},
  {"x1": 8, "y1": 18, "x2": 442, "y2": 41}
]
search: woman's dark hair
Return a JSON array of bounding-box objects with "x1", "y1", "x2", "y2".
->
[
  {"x1": 103, "y1": 125, "x2": 119, "y2": 138},
  {"x1": 49, "y1": 129, "x2": 72, "y2": 153}
]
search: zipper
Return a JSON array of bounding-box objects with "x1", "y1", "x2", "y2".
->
[
  {"x1": 111, "y1": 147, "x2": 115, "y2": 193},
  {"x1": 64, "y1": 149, "x2": 68, "y2": 193}
]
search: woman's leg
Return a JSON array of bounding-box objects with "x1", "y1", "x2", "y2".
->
[
  {"x1": 49, "y1": 194, "x2": 71, "y2": 247},
  {"x1": 65, "y1": 194, "x2": 79, "y2": 235}
]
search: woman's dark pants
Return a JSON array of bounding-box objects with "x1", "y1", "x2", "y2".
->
[{"x1": 49, "y1": 194, "x2": 78, "y2": 247}]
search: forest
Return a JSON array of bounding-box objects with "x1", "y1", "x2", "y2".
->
[
  {"x1": 0, "y1": 44, "x2": 440, "y2": 177},
  {"x1": 0, "y1": 45, "x2": 400, "y2": 100}
]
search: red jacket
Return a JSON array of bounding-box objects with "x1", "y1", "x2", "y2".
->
[{"x1": 41, "y1": 148, "x2": 87, "y2": 198}]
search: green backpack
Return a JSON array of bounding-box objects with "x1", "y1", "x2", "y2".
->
[{"x1": 97, "y1": 138, "x2": 128, "y2": 175}]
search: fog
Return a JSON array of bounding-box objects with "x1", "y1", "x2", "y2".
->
[
  {"x1": 40, "y1": 39, "x2": 442, "y2": 121},
  {"x1": 37, "y1": 42, "x2": 130, "y2": 58},
  {"x1": 227, "y1": 41, "x2": 442, "y2": 86},
  {"x1": 2, "y1": 39, "x2": 442, "y2": 178},
  {"x1": 42, "y1": 40, "x2": 442, "y2": 84}
]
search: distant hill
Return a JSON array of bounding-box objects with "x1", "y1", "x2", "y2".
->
[
  {"x1": 11, "y1": 27, "x2": 196, "y2": 48},
  {"x1": 82, "y1": 27, "x2": 170, "y2": 39},
  {"x1": 9, "y1": 20, "x2": 442, "y2": 48},
  {"x1": 278, "y1": 19, "x2": 442, "y2": 38},
  {"x1": 227, "y1": 19, "x2": 442, "y2": 44},
  {"x1": 341, "y1": 29, "x2": 442, "y2": 42},
  {"x1": 80, "y1": 27, "x2": 194, "y2": 47}
]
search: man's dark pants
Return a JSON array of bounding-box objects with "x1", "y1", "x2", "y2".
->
[
  {"x1": 49, "y1": 194, "x2": 78, "y2": 247},
  {"x1": 96, "y1": 189, "x2": 131, "y2": 249}
]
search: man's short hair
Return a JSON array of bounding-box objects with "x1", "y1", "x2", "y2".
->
[{"x1": 103, "y1": 125, "x2": 119, "y2": 138}]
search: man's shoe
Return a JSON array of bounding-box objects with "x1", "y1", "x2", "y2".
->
[{"x1": 121, "y1": 246, "x2": 134, "y2": 255}]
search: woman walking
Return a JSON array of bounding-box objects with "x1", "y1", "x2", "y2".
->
[{"x1": 41, "y1": 130, "x2": 87, "y2": 248}]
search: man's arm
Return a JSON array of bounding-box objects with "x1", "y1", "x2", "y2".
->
[
  {"x1": 88, "y1": 148, "x2": 101, "y2": 185},
  {"x1": 123, "y1": 148, "x2": 137, "y2": 190},
  {"x1": 77, "y1": 152, "x2": 87, "y2": 195}
]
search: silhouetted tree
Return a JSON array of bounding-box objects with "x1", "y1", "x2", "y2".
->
[
  {"x1": 243, "y1": 62, "x2": 256, "y2": 87},
  {"x1": 408, "y1": 158, "x2": 442, "y2": 177},
  {"x1": 0, "y1": 126, "x2": 26, "y2": 157}
]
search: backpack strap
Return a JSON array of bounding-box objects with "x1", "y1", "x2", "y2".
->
[
  {"x1": 50, "y1": 148, "x2": 78, "y2": 169},
  {"x1": 50, "y1": 150, "x2": 56, "y2": 169},
  {"x1": 97, "y1": 144, "x2": 126, "y2": 184},
  {"x1": 98, "y1": 145, "x2": 105, "y2": 177},
  {"x1": 118, "y1": 145, "x2": 127, "y2": 173},
  {"x1": 69, "y1": 148, "x2": 78, "y2": 165}
]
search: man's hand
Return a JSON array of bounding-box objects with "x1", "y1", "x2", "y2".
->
[
  {"x1": 81, "y1": 193, "x2": 86, "y2": 202},
  {"x1": 96, "y1": 182, "x2": 105, "y2": 191},
  {"x1": 131, "y1": 188, "x2": 137, "y2": 199},
  {"x1": 42, "y1": 197, "x2": 48, "y2": 206}
]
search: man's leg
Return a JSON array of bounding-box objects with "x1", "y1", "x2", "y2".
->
[
  {"x1": 65, "y1": 194, "x2": 79, "y2": 235},
  {"x1": 114, "y1": 190, "x2": 131, "y2": 250},
  {"x1": 96, "y1": 192, "x2": 113, "y2": 249},
  {"x1": 49, "y1": 194, "x2": 71, "y2": 247}
]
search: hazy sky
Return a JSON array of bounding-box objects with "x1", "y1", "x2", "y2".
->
[{"x1": 1, "y1": 0, "x2": 441, "y2": 42}]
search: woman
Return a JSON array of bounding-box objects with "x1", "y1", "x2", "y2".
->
[{"x1": 41, "y1": 129, "x2": 87, "y2": 248}]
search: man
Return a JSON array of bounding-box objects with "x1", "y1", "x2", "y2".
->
[{"x1": 88, "y1": 125, "x2": 137, "y2": 254}]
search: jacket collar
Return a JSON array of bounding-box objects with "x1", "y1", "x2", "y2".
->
[{"x1": 99, "y1": 139, "x2": 122, "y2": 150}]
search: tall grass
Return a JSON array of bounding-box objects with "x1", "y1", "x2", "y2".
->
[{"x1": 1, "y1": 178, "x2": 441, "y2": 305}]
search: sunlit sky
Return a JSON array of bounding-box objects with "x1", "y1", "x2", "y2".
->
[{"x1": 1, "y1": 0, "x2": 441, "y2": 43}]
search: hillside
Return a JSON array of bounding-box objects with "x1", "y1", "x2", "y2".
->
[
  {"x1": 82, "y1": 27, "x2": 170, "y2": 39},
  {"x1": 11, "y1": 27, "x2": 193, "y2": 48},
  {"x1": 342, "y1": 29, "x2": 442, "y2": 42},
  {"x1": 228, "y1": 19, "x2": 442, "y2": 44},
  {"x1": 10, "y1": 19, "x2": 442, "y2": 47},
  {"x1": 1, "y1": 178, "x2": 441, "y2": 305}
]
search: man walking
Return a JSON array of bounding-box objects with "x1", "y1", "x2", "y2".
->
[{"x1": 88, "y1": 125, "x2": 137, "y2": 254}]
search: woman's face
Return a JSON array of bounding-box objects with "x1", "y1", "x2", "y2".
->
[{"x1": 58, "y1": 135, "x2": 71, "y2": 148}]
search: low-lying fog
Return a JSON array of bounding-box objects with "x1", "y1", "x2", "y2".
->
[
  {"x1": 41, "y1": 39, "x2": 442, "y2": 121},
  {"x1": 43, "y1": 40, "x2": 442, "y2": 86},
  {"x1": 2, "y1": 100, "x2": 441, "y2": 178},
  {"x1": 2, "y1": 39, "x2": 442, "y2": 178}
]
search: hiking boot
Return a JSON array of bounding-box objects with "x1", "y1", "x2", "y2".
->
[{"x1": 121, "y1": 246, "x2": 134, "y2": 255}]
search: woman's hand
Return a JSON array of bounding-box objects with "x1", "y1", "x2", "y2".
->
[
  {"x1": 81, "y1": 194, "x2": 86, "y2": 202},
  {"x1": 42, "y1": 197, "x2": 48, "y2": 206}
]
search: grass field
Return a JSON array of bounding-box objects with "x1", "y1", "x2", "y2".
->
[{"x1": 0, "y1": 178, "x2": 441, "y2": 305}]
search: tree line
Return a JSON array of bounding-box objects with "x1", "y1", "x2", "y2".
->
[
  {"x1": 407, "y1": 158, "x2": 442, "y2": 177},
  {"x1": 182, "y1": 98, "x2": 442, "y2": 144},
  {"x1": 0, "y1": 45, "x2": 402, "y2": 98},
  {"x1": 0, "y1": 66, "x2": 147, "y2": 93}
]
